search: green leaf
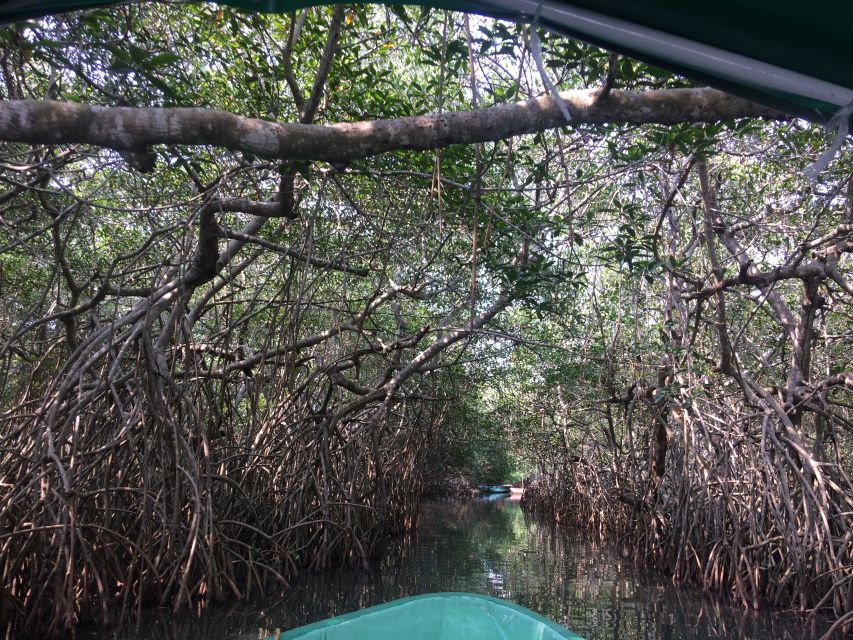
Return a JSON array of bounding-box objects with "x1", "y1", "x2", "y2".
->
[
  {"x1": 389, "y1": 5, "x2": 410, "y2": 25},
  {"x1": 149, "y1": 52, "x2": 181, "y2": 68}
]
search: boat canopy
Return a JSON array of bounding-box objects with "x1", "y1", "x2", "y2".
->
[{"x1": 2, "y1": 0, "x2": 852, "y2": 124}]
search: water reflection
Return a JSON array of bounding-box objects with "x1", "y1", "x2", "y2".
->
[{"x1": 82, "y1": 498, "x2": 837, "y2": 640}]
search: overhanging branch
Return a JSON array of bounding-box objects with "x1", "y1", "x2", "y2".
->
[{"x1": 0, "y1": 88, "x2": 785, "y2": 162}]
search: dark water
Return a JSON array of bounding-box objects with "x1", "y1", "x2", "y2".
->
[{"x1": 84, "y1": 497, "x2": 837, "y2": 640}]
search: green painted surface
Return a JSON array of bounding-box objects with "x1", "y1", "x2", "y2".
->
[
  {"x1": 561, "y1": 0, "x2": 851, "y2": 93},
  {"x1": 280, "y1": 592, "x2": 583, "y2": 639}
]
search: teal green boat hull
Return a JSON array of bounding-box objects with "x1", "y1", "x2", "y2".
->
[{"x1": 280, "y1": 593, "x2": 582, "y2": 639}]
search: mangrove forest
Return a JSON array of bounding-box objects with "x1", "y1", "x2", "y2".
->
[{"x1": 0, "y1": 1, "x2": 850, "y2": 637}]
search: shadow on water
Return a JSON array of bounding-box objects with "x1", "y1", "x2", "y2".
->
[{"x1": 82, "y1": 498, "x2": 838, "y2": 640}]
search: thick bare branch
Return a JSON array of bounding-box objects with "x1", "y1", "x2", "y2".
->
[{"x1": 0, "y1": 88, "x2": 785, "y2": 162}]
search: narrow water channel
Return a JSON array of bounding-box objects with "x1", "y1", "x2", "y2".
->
[{"x1": 84, "y1": 497, "x2": 836, "y2": 640}]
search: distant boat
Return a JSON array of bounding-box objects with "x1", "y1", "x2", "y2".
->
[
  {"x1": 280, "y1": 592, "x2": 582, "y2": 639},
  {"x1": 478, "y1": 484, "x2": 511, "y2": 493}
]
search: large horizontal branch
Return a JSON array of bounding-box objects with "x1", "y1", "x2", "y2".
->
[
  {"x1": 0, "y1": 88, "x2": 785, "y2": 162},
  {"x1": 684, "y1": 262, "x2": 824, "y2": 302},
  {"x1": 684, "y1": 240, "x2": 853, "y2": 302}
]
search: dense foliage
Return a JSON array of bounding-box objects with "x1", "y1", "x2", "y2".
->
[{"x1": 0, "y1": 1, "x2": 850, "y2": 636}]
